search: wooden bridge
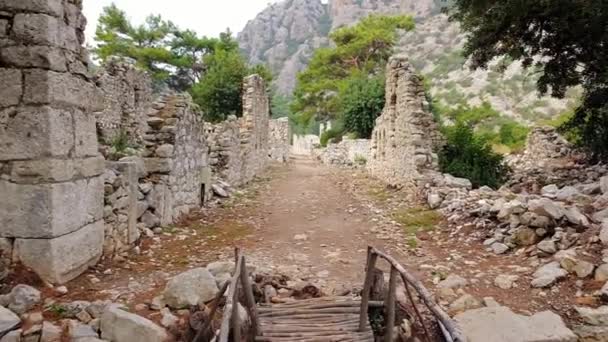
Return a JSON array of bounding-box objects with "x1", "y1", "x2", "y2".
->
[{"x1": 192, "y1": 247, "x2": 465, "y2": 342}]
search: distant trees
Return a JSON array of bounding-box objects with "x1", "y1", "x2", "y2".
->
[
  {"x1": 94, "y1": 4, "x2": 272, "y2": 122},
  {"x1": 290, "y1": 15, "x2": 415, "y2": 134},
  {"x1": 450, "y1": 0, "x2": 608, "y2": 161}
]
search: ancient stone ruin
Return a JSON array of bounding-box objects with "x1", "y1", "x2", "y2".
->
[
  {"x1": 0, "y1": 0, "x2": 105, "y2": 283},
  {"x1": 367, "y1": 56, "x2": 442, "y2": 188},
  {"x1": 0, "y1": 1, "x2": 284, "y2": 283},
  {"x1": 269, "y1": 117, "x2": 290, "y2": 162}
]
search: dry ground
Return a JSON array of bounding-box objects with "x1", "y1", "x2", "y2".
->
[{"x1": 13, "y1": 156, "x2": 590, "y2": 327}]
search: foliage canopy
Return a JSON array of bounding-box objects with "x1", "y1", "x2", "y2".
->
[
  {"x1": 290, "y1": 15, "x2": 414, "y2": 129},
  {"x1": 94, "y1": 4, "x2": 272, "y2": 122},
  {"x1": 450, "y1": 0, "x2": 608, "y2": 161},
  {"x1": 439, "y1": 122, "x2": 510, "y2": 189}
]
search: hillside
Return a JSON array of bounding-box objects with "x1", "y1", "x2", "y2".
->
[{"x1": 238, "y1": 0, "x2": 580, "y2": 123}]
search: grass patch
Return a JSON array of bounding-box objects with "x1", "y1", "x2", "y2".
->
[
  {"x1": 367, "y1": 187, "x2": 392, "y2": 202},
  {"x1": 393, "y1": 207, "x2": 442, "y2": 235}
]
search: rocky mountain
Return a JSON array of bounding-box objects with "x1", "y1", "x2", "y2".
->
[
  {"x1": 237, "y1": 0, "x2": 439, "y2": 94},
  {"x1": 238, "y1": 0, "x2": 579, "y2": 124}
]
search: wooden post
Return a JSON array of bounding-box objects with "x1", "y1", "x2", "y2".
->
[
  {"x1": 231, "y1": 280, "x2": 241, "y2": 342},
  {"x1": 359, "y1": 246, "x2": 378, "y2": 332},
  {"x1": 240, "y1": 255, "x2": 260, "y2": 338},
  {"x1": 219, "y1": 253, "x2": 244, "y2": 342},
  {"x1": 384, "y1": 267, "x2": 398, "y2": 342}
]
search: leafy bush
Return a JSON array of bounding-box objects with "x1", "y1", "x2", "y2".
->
[
  {"x1": 498, "y1": 121, "x2": 529, "y2": 151},
  {"x1": 320, "y1": 127, "x2": 344, "y2": 147},
  {"x1": 439, "y1": 122, "x2": 510, "y2": 189},
  {"x1": 342, "y1": 75, "x2": 385, "y2": 139}
]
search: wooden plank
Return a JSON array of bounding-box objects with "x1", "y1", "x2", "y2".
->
[
  {"x1": 371, "y1": 247, "x2": 465, "y2": 342},
  {"x1": 241, "y1": 255, "x2": 260, "y2": 337},
  {"x1": 219, "y1": 253, "x2": 244, "y2": 342},
  {"x1": 384, "y1": 267, "x2": 398, "y2": 342},
  {"x1": 358, "y1": 246, "x2": 378, "y2": 332}
]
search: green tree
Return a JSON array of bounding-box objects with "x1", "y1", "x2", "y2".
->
[
  {"x1": 190, "y1": 49, "x2": 249, "y2": 122},
  {"x1": 342, "y1": 74, "x2": 385, "y2": 139},
  {"x1": 291, "y1": 15, "x2": 415, "y2": 128},
  {"x1": 95, "y1": 5, "x2": 273, "y2": 122},
  {"x1": 439, "y1": 122, "x2": 510, "y2": 189},
  {"x1": 450, "y1": 0, "x2": 608, "y2": 161}
]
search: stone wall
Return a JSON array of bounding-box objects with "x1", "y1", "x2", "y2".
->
[
  {"x1": 0, "y1": 0, "x2": 105, "y2": 283},
  {"x1": 292, "y1": 135, "x2": 320, "y2": 155},
  {"x1": 140, "y1": 93, "x2": 210, "y2": 229},
  {"x1": 317, "y1": 138, "x2": 370, "y2": 167},
  {"x1": 206, "y1": 75, "x2": 272, "y2": 186},
  {"x1": 508, "y1": 127, "x2": 575, "y2": 172},
  {"x1": 239, "y1": 75, "x2": 270, "y2": 183},
  {"x1": 269, "y1": 117, "x2": 290, "y2": 162},
  {"x1": 367, "y1": 56, "x2": 442, "y2": 188},
  {"x1": 103, "y1": 161, "x2": 140, "y2": 257},
  {"x1": 94, "y1": 59, "x2": 152, "y2": 151}
]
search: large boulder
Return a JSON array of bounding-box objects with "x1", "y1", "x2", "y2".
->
[
  {"x1": 163, "y1": 268, "x2": 219, "y2": 309},
  {"x1": 455, "y1": 306, "x2": 577, "y2": 342},
  {"x1": 6, "y1": 284, "x2": 40, "y2": 315},
  {"x1": 575, "y1": 306, "x2": 608, "y2": 326},
  {"x1": 531, "y1": 261, "x2": 567, "y2": 288},
  {"x1": 600, "y1": 176, "x2": 608, "y2": 194},
  {"x1": 0, "y1": 306, "x2": 20, "y2": 336},
  {"x1": 100, "y1": 305, "x2": 167, "y2": 342},
  {"x1": 443, "y1": 174, "x2": 473, "y2": 190},
  {"x1": 528, "y1": 198, "x2": 565, "y2": 220}
]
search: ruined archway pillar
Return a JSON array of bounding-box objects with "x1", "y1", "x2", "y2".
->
[{"x1": 0, "y1": 0, "x2": 105, "y2": 283}]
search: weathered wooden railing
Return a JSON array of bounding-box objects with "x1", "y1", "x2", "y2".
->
[
  {"x1": 194, "y1": 248, "x2": 259, "y2": 342},
  {"x1": 359, "y1": 246, "x2": 466, "y2": 342}
]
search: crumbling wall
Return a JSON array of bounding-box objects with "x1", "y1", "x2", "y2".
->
[
  {"x1": 0, "y1": 0, "x2": 105, "y2": 283},
  {"x1": 269, "y1": 117, "x2": 290, "y2": 162},
  {"x1": 367, "y1": 56, "x2": 442, "y2": 188},
  {"x1": 317, "y1": 138, "x2": 370, "y2": 167},
  {"x1": 239, "y1": 75, "x2": 270, "y2": 183},
  {"x1": 103, "y1": 161, "x2": 140, "y2": 257},
  {"x1": 141, "y1": 93, "x2": 210, "y2": 229},
  {"x1": 94, "y1": 59, "x2": 152, "y2": 152},
  {"x1": 508, "y1": 127, "x2": 575, "y2": 172},
  {"x1": 292, "y1": 135, "x2": 320, "y2": 155},
  {"x1": 205, "y1": 75, "x2": 271, "y2": 186}
]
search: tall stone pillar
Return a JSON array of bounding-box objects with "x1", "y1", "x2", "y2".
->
[{"x1": 0, "y1": 0, "x2": 105, "y2": 284}]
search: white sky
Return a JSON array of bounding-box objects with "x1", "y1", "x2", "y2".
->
[{"x1": 83, "y1": 0, "x2": 280, "y2": 43}]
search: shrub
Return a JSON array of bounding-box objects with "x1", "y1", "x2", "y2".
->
[
  {"x1": 342, "y1": 75, "x2": 385, "y2": 139},
  {"x1": 439, "y1": 122, "x2": 510, "y2": 189},
  {"x1": 320, "y1": 128, "x2": 344, "y2": 147}
]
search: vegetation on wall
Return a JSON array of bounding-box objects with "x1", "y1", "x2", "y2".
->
[
  {"x1": 451, "y1": 0, "x2": 608, "y2": 162},
  {"x1": 94, "y1": 3, "x2": 272, "y2": 122}
]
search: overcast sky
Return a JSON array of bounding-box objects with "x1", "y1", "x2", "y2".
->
[{"x1": 83, "y1": 1, "x2": 280, "y2": 43}]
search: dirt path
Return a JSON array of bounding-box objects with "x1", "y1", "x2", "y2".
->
[{"x1": 27, "y1": 155, "x2": 581, "y2": 326}]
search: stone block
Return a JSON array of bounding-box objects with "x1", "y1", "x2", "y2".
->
[
  {"x1": 0, "y1": 106, "x2": 74, "y2": 161},
  {"x1": 0, "y1": 176, "x2": 103, "y2": 238},
  {"x1": 75, "y1": 156, "x2": 104, "y2": 178},
  {"x1": 144, "y1": 158, "x2": 173, "y2": 174},
  {"x1": 73, "y1": 110, "x2": 99, "y2": 157},
  {"x1": 0, "y1": 0, "x2": 63, "y2": 17},
  {"x1": 13, "y1": 220, "x2": 104, "y2": 284},
  {"x1": 0, "y1": 68, "x2": 22, "y2": 108},
  {"x1": 11, "y1": 13, "x2": 79, "y2": 52},
  {"x1": 0, "y1": 45, "x2": 67, "y2": 71},
  {"x1": 23, "y1": 69, "x2": 103, "y2": 111},
  {"x1": 9, "y1": 158, "x2": 76, "y2": 183},
  {"x1": 0, "y1": 19, "x2": 8, "y2": 37}
]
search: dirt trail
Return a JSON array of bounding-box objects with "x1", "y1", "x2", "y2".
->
[
  {"x1": 240, "y1": 156, "x2": 408, "y2": 291},
  {"x1": 34, "y1": 155, "x2": 578, "y2": 325}
]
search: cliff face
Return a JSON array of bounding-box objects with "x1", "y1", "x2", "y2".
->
[
  {"x1": 238, "y1": 0, "x2": 436, "y2": 94},
  {"x1": 238, "y1": 0, "x2": 579, "y2": 123}
]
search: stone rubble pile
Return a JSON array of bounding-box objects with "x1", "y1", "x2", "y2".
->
[{"x1": 0, "y1": 261, "x2": 327, "y2": 342}]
